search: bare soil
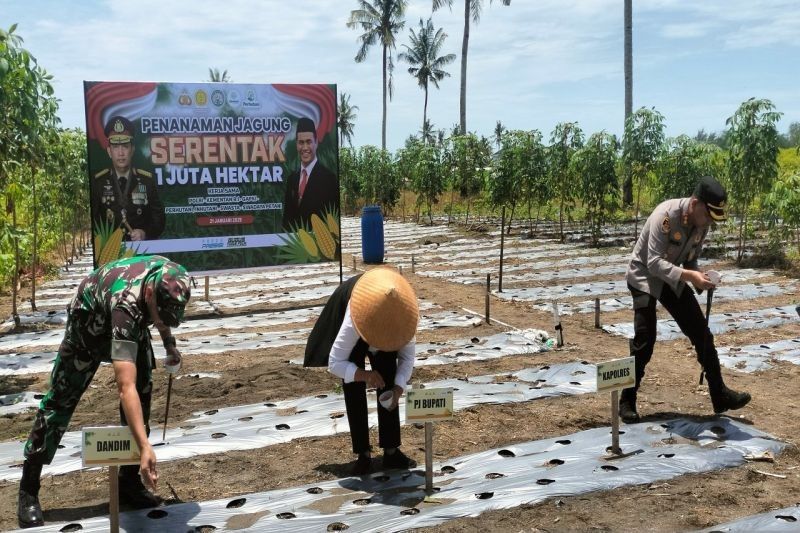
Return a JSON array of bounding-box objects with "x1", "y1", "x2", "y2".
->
[{"x1": 0, "y1": 245, "x2": 798, "y2": 532}]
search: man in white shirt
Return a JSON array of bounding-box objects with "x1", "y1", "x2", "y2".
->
[{"x1": 305, "y1": 267, "x2": 418, "y2": 476}]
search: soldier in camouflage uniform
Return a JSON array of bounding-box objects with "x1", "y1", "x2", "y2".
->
[
  {"x1": 620, "y1": 176, "x2": 750, "y2": 423},
  {"x1": 91, "y1": 116, "x2": 165, "y2": 241},
  {"x1": 17, "y1": 255, "x2": 190, "y2": 528}
]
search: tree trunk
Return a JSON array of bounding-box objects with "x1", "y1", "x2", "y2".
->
[
  {"x1": 31, "y1": 164, "x2": 38, "y2": 311},
  {"x1": 634, "y1": 177, "x2": 643, "y2": 239},
  {"x1": 382, "y1": 43, "x2": 388, "y2": 151},
  {"x1": 459, "y1": 0, "x2": 470, "y2": 135},
  {"x1": 622, "y1": 0, "x2": 634, "y2": 206},
  {"x1": 423, "y1": 86, "x2": 429, "y2": 138},
  {"x1": 10, "y1": 197, "x2": 20, "y2": 326},
  {"x1": 559, "y1": 198, "x2": 565, "y2": 243},
  {"x1": 448, "y1": 187, "x2": 455, "y2": 225},
  {"x1": 506, "y1": 203, "x2": 516, "y2": 235}
]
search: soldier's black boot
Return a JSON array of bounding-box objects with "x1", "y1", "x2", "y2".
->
[
  {"x1": 118, "y1": 465, "x2": 161, "y2": 509},
  {"x1": 18, "y1": 461, "x2": 44, "y2": 528},
  {"x1": 702, "y1": 356, "x2": 751, "y2": 414},
  {"x1": 619, "y1": 387, "x2": 640, "y2": 423}
]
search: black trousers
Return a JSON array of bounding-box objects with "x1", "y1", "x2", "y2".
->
[
  {"x1": 342, "y1": 350, "x2": 401, "y2": 454},
  {"x1": 629, "y1": 283, "x2": 716, "y2": 390}
]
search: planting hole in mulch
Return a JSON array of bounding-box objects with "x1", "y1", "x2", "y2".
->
[
  {"x1": 276, "y1": 512, "x2": 296, "y2": 519},
  {"x1": 776, "y1": 515, "x2": 797, "y2": 522},
  {"x1": 276, "y1": 424, "x2": 290, "y2": 430},
  {"x1": 486, "y1": 473, "x2": 505, "y2": 479},
  {"x1": 373, "y1": 475, "x2": 390, "y2": 482},
  {"x1": 59, "y1": 525, "x2": 83, "y2": 532},
  {"x1": 401, "y1": 508, "x2": 420, "y2": 516},
  {"x1": 441, "y1": 466, "x2": 456, "y2": 474},
  {"x1": 658, "y1": 453, "x2": 675, "y2": 458},
  {"x1": 601, "y1": 465, "x2": 619, "y2": 471},
  {"x1": 498, "y1": 449, "x2": 515, "y2": 458},
  {"x1": 147, "y1": 509, "x2": 168, "y2": 519},
  {"x1": 537, "y1": 479, "x2": 556, "y2": 485},
  {"x1": 710, "y1": 426, "x2": 726, "y2": 435},
  {"x1": 264, "y1": 402, "x2": 277, "y2": 407},
  {"x1": 226, "y1": 498, "x2": 246, "y2": 509},
  {"x1": 548, "y1": 458, "x2": 565, "y2": 465},
  {"x1": 204, "y1": 409, "x2": 218, "y2": 416},
  {"x1": 211, "y1": 432, "x2": 226, "y2": 439},
  {"x1": 556, "y1": 439, "x2": 571, "y2": 445},
  {"x1": 238, "y1": 416, "x2": 253, "y2": 422},
  {"x1": 194, "y1": 526, "x2": 217, "y2": 532},
  {"x1": 353, "y1": 498, "x2": 371, "y2": 506},
  {"x1": 307, "y1": 487, "x2": 323, "y2": 494},
  {"x1": 327, "y1": 522, "x2": 350, "y2": 531},
  {"x1": 475, "y1": 492, "x2": 494, "y2": 499}
]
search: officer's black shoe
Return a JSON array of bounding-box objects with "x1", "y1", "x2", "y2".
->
[
  {"x1": 711, "y1": 386, "x2": 751, "y2": 414},
  {"x1": 350, "y1": 454, "x2": 372, "y2": 476},
  {"x1": 17, "y1": 489, "x2": 44, "y2": 528},
  {"x1": 119, "y1": 475, "x2": 162, "y2": 509},
  {"x1": 382, "y1": 449, "x2": 416, "y2": 470},
  {"x1": 619, "y1": 397, "x2": 640, "y2": 423}
]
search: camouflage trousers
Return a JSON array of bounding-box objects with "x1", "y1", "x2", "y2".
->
[{"x1": 23, "y1": 310, "x2": 154, "y2": 465}]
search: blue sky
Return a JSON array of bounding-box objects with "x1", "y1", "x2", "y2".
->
[{"x1": 2, "y1": 0, "x2": 798, "y2": 151}]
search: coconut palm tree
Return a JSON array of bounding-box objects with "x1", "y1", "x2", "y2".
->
[
  {"x1": 347, "y1": 0, "x2": 408, "y2": 150},
  {"x1": 494, "y1": 120, "x2": 505, "y2": 150},
  {"x1": 337, "y1": 92, "x2": 359, "y2": 147},
  {"x1": 399, "y1": 18, "x2": 456, "y2": 136},
  {"x1": 208, "y1": 67, "x2": 231, "y2": 82},
  {"x1": 432, "y1": 0, "x2": 510, "y2": 135}
]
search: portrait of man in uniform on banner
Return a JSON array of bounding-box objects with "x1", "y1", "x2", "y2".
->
[{"x1": 91, "y1": 116, "x2": 165, "y2": 251}]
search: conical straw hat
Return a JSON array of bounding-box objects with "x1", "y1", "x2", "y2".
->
[{"x1": 350, "y1": 267, "x2": 419, "y2": 352}]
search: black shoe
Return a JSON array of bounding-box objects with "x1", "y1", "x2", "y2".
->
[
  {"x1": 382, "y1": 449, "x2": 416, "y2": 470},
  {"x1": 619, "y1": 397, "x2": 640, "y2": 424},
  {"x1": 350, "y1": 454, "x2": 372, "y2": 476},
  {"x1": 711, "y1": 386, "x2": 751, "y2": 414},
  {"x1": 119, "y1": 476, "x2": 162, "y2": 509},
  {"x1": 18, "y1": 489, "x2": 44, "y2": 528}
]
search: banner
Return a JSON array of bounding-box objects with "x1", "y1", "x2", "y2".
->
[{"x1": 84, "y1": 81, "x2": 340, "y2": 273}]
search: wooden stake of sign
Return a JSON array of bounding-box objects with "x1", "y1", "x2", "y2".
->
[
  {"x1": 595, "y1": 298, "x2": 601, "y2": 329},
  {"x1": 425, "y1": 422, "x2": 434, "y2": 492},
  {"x1": 610, "y1": 390, "x2": 621, "y2": 455},
  {"x1": 485, "y1": 274, "x2": 491, "y2": 324},
  {"x1": 552, "y1": 302, "x2": 564, "y2": 347},
  {"x1": 204, "y1": 276, "x2": 209, "y2": 301},
  {"x1": 352, "y1": 256, "x2": 356, "y2": 271},
  {"x1": 109, "y1": 465, "x2": 119, "y2": 533},
  {"x1": 499, "y1": 206, "x2": 505, "y2": 293},
  {"x1": 411, "y1": 254, "x2": 415, "y2": 273}
]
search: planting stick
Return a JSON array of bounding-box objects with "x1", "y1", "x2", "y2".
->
[
  {"x1": 595, "y1": 298, "x2": 601, "y2": 328},
  {"x1": 485, "y1": 274, "x2": 491, "y2": 324}
]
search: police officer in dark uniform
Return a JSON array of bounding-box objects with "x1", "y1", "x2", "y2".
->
[
  {"x1": 91, "y1": 116, "x2": 165, "y2": 241},
  {"x1": 620, "y1": 176, "x2": 751, "y2": 423}
]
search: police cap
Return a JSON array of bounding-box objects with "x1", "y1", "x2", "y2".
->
[
  {"x1": 105, "y1": 116, "x2": 135, "y2": 145},
  {"x1": 693, "y1": 175, "x2": 727, "y2": 222}
]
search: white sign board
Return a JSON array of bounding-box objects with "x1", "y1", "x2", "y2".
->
[
  {"x1": 82, "y1": 426, "x2": 140, "y2": 467},
  {"x1": 596, "y1": 357, "x2": 636, "y2": 393},
  {"x1": 406, "y1": 387, "x2": 453, "y2": 423}
]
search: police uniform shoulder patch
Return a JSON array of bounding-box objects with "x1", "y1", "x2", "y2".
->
[
  {"x1": 673, "y1": 231, "x2": 682, "y2": 241},
  {"x1": 134, "y1": 168, "x2": 152, "y2": 178},
  {"x1": 94, "y1": 168, "x2": 110, "y2": 179},
  {"x1": 661, "y1": 216, "x2": 671, "y2": 234}
]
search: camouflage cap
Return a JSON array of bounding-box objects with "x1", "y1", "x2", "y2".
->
[
  {"x1": 152, "y1": 261, "x2": 191, "y2": 327},
  {"x1": 105, "y1": 116, "x2": 135, "y2": 145}
]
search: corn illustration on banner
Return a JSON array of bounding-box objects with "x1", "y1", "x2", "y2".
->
[{"x1": 84, "y1": 81, "x2": 340, "y2": 273}]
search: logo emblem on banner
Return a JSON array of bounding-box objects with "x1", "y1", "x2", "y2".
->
[{"x1": 211, "y1": 90, "x2": 225, "y2": 107}]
